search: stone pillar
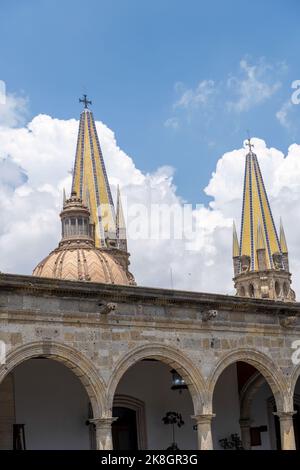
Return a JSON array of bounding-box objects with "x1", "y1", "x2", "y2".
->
[
  {"x1": 239, "y1": 418, "x2": 251, "y2": 450},
  {"x1": 90, "y1": 417, "x2": 118, "y2": 450},
  {"x1": 192, "y1": 414, "x2": 215, "y2": 450},
  {"x1": 273, "y1": 411, "x2": 296, "y2": 450}
]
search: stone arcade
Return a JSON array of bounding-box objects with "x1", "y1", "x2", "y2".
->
[{"x1": 0, "y1": 98, "x2": 300, "y2": 450}]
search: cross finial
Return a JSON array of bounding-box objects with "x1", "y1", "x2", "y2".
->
[
  {"x1": 245, "y1": 137, "x2": 254, "y2": 154},
  {"x1": 79, "y1": 94, "x2": 92, "y2": 109}
]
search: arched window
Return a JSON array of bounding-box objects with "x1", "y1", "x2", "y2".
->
[
  {"x1": 249, "y1": 284, "x2": 255, "y2": 297},
  {"x1": 275, "y1": 281, "x2": 281, "y2": 297},
  {"x1": 283, "y1": 282, "x2": 289, "y2": 297},
  {"x1": 240, "y1": 286, "x2": 246, "y2": 297}
]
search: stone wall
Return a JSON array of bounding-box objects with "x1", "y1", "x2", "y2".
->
[{"x1": 1, "y1": 273, "x2": 300, "y2": 449}]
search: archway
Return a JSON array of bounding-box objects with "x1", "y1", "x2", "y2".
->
[
  {"x1": 288, "y1": 365, "x2": 300, "y2": 449},
  {"x1": 108, "y1": 344, "x2": 206, "y2": 450},
  {"x1": 208, "y1": 350, "x2": 287, "y2": 450},
  {"x1": 0, "y1": 342, "x2": 106, "y2": 450},
  {"x1": 0, "y1": 358, "x2": 93, "y2": 449}
]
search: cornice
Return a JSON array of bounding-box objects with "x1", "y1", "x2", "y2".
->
[{"x1": 0, "y1": 272, "x2": 300, "y2": 316}]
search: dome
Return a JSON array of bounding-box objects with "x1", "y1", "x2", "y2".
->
[
  {"x1": 33, "y1": 246, "x2": 132, "y2": 285},
  {"x1": 32, "y1": 191, "x2": 135, "y2": 286}
]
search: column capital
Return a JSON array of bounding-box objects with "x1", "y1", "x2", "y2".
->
[
  {"x1": 90, "y1": 417, "x2": 118, "y2": 450},
  {"x1": 90, "y1": 417, "x2": 118, "y2": 428},
  {"x1": 192, "y1": 414, "x2": 215, "y2": 450},
  {"x1": 192, "y1": 413, "x2": 215, "y2": 425},
  {"x1": 274, "y1": 410, "x2": 297, "y2": 450},
  {"x1": 273, "y1": 411, "x2": 297, "y2": 421}
]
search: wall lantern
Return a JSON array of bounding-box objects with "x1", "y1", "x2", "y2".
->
[{"x1": 170, "y1": 369, "x2": 187, "y2": 393}]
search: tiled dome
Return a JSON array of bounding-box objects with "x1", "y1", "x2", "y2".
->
[
  {"x1": 32, "y1": 191, "x2": 135, "y2": 286},
  {"x1": 33, "y1": 246, "x2": 131, "y2": 285}
]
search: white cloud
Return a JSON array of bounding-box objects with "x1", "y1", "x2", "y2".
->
[
  {"x1": 276, "y1": 100, "x2": 292, "y2": 128},
  {"x1": 276, "y1": 98, "x2": 300, "y2": 135},
  {"x1": 0, "y1": 93, "x2": 28, "y2": 127},
  {"x1": 174, "y1": 80, "x2": 216, "y2": 110},
  {"x1": 166, "y1": 58, "x2": 284, "y2": 131},
  {"x1": 0, "y1": 81, "x2": 6, "y2": 105},
  {"x1": 0, "y1": 103, "x2": 300, "y2": 297},
  {"x1": 227, "y1": 59, "x2": 282, "y2": 112},
  {"x1": 164, "y1": 117, "x2": 179, "y2": 129}
]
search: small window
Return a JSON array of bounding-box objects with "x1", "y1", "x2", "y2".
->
[
  {"x1": 275, "y1": 281, "x2": 281, "y2": 297},
  {"x1": 240, "y1": 286, "x2": 245, "y2": 297}
]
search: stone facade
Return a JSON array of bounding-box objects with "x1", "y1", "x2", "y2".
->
[{"x1": 1, "y1": 272, "x2": 300, "y2": 450}]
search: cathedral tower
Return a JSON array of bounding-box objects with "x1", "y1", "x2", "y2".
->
[
  {"x1": 33, "y1": 96, "x2": 135, "y2": 285},
  {"x1": 233, "y1": 139, "x2": 295, "y2": 301}
]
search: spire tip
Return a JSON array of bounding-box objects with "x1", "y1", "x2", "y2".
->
[{"x1": 79, "y1": 94, "x2": 92, "y2": 109}]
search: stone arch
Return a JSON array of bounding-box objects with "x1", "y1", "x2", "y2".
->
[
  {"x1": 240, "y1": 371, "x2": 267, "y2": 419},
  {"x1": 289, "y1": 363, "x2": 300, "y2": 403},
  {"x1": 283, "y1": 282, "x2": 289, "y2": 297},
  {"x1": 207, "y1": 348, "x2": 288, "y2": 412},
  {"x1": 240, "y1": 286, "x2": 246, "y2": 297},
  {"x1": 248, "y1": 284, "x2": 255, "y2": 297},
  {"x1": 0, "y1": 341, "x2": 106, "y2": 418},
  {"x1": 107, "y1": 343, "x2": 207, "y2": 415}
]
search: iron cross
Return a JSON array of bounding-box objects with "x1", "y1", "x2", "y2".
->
[
  {"x1": 246, "y1": 137, "x2": 254, "y2": 153},
  {"x1": 79, "y1": 94, "x2": 92, "y2": 109}
]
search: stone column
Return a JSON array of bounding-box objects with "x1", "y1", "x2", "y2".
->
[
  {"x1": 273, "y1": 411, "x2": 296, "y2": 450},
  {"x1": 239, "y1": 418, "x2": 251, "y2": 450},
  {"x1": 90, "y1": 417, "x2": 118, "y2": 450},
  {"x1": 192, "y1": 414, "x2": 215, "y2": 450}
]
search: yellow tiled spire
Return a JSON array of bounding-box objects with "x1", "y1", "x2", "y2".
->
[
  {"x1": 233, "y1": 139, "x2": 294, "y2": 301},
  {"x1": 239, "y1": 139, "x2": 281, "y2": 271},
  {"x1": 71, "y1": 96, "x2": 116, "y2": 248}
]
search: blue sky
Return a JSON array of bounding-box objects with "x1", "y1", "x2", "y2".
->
[{"x1": 1, "y1": 0, "x2": 300, "y2": 204}]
